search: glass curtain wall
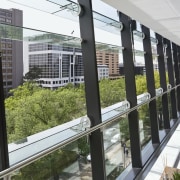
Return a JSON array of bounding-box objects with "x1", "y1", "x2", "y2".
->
[
  {"x1": 92, "y1": 1, "x2": 130, "y2": 179},
  {"x1": 163, "y1": 42, "x2": 172, "y2": 120},
  {"x1": 150, "y1": 30, "x2": 165, "y2": 130},
  {"x1": 10, "y1": 137, "x2": 92, "y2": 180},
  {"x1": 0, "y1": 0, "x2": 179, "y2": 180},
  {"x1": 0, "y1": 0, "x2": 92, "y2": 179},
  {"x1": 132, "y1": 21, "x2": 152, "y2": 149}
]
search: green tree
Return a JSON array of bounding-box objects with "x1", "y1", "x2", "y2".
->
[
  {"x1": 24, "y1": 66, "x2": 42, "y2": 81},
  {"x1": 99, "y1": 78, "x2": 125, "y2": 107},
  {"x1": 6, "y1": 82, "x2": 86, "y2": 142}
]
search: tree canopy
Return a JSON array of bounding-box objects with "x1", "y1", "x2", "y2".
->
[
  {"x1": 23, "y1": 66, "x2": 42, "y2": 81},
  {"x1": 5, "y1": 73, "x2": 163, "y2": 179},
  {"x1": 5, "y1": 72, "x2": 161, "y2": 143},
  {"x1": 5, "y1": 78, "x2": 126, "y2": 143}
]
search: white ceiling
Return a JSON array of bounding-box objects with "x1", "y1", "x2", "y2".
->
[{"x1": 102, "y1": 0, "x2": 180, "y2": 45}]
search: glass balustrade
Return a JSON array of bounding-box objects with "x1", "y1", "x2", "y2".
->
[
  {"x1": 156, "y1": 96, "x2": 164, "y2": 130},
  {"x1": 9, "y1": 136, "x2": 92, "y2": 180},
  {"x1": 102, "y1": 116, "x2": 131, "y2": 179},
  {"x1": 168, "y1": 91, "x2": 173, "y2": 121},
  {"x1": 138, "y1": 103, "x2": 151, "y2": 149},
  {"x1": 0, "y1": 87, "x2": 176, "y2": 179},
  {"x1": 0, "y1": 1, "x2": 178, "y2": 180}
]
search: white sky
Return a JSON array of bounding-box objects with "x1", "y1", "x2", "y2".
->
[
  {"x1": 1, "y1": 0, "x2": 146, "y2": 65},
  {"x1": 1, "y1": 0, "x2": 122, "y2": 46}
]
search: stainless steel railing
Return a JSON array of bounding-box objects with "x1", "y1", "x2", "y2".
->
[{"x1": 0, "y1": 84, "x2": 179, "y2": 179}]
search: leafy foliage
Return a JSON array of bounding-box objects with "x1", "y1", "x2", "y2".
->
[
  {"x1": 24, "y1": 66, "x2": 42, "y2": 81},
  {"x1": 12, "y1": 149, "x2": 78, "y2": 180},
  {"x1": 5, "y1": 74, "x2": 162, "y2": 179},
  {"x1": 173, "y1": 170, "x2": 180, "y2": 180},
  {"x1": 99, "y1": 78, "x2": 125, "y2": 107},
  {"x1": 136, "y1": 71, "x2": 161, "y2": 95},
  {"x1": 6, "y1": 82, "x2": 86, "y2": 142}
]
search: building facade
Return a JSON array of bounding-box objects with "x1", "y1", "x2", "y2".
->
[
  {"x1": 0, "y1": 8, "x2": 23, "y2": 95},
  {"x1": 28, "y1": 43, "x2": 84, "y2": 89},
  {"x1": 96, "y1": 51, "x2": 119, "y2": 77},
  {"x1": 97, "y1": 64, "x2": 109, "y2": 80},
  {"x1": 27, "y1": 41, "x2": 109, "y2": 89}
]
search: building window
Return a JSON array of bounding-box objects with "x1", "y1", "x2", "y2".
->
[
  {"x1": 6, "y1": 19, "x2": 12, "y2": 23},
  {"x1": 0, "y1": 17, "x2": 5, "y2": 22}
]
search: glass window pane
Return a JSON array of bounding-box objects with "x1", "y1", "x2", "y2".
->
[
  {"x1": 103, "y1": 116, "x2": 131, "y2": 179},
  {"x1": 9, "y1": 137, "x2": 92, "y2": 179}
]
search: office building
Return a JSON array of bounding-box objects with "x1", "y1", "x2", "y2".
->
[
  {"x1": 27, "y1": 41, "x2": 109, "y2": 89},
  {"x1": 96, "y1": 51, "x2": 119, "y2": 77},
  {"x1": 0, "y1": 8, "x2": 23, "y2": 95},
  {"x1": 97, "y1": 64, "x2": 109, "y2": 80}
]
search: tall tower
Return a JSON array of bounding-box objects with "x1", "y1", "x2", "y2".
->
[
  {"x1": 0, "y1": 8, "x2": 23, "y2": 96},
  {"x1": 96, "y1": 51, "x2": 119, "y2": 77}
]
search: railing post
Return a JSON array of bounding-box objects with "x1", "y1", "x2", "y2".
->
[
  {"x1": 0, "y1": 51, "x2": 9, "y2": 170},
  {"x1": 119, "y1": 13, "x2": 142, "y2": 168},
  {"x1": 141, "y1": 25, "x2": 160, "y2": 144},
  {"x1": 164, "y1": 39, "x2": 177, "y2": 120},
  {"x1": 78, "y1": 1, "x2": 106, "y2": 179}
]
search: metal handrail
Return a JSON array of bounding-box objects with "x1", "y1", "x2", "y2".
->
[{"x1": 0, "y1": 84, "x2": 179, "y2": 178}]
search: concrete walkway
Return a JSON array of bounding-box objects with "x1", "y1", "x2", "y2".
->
[{"x1": 145, "y1": 124, "x2": 180, "y2": 179}]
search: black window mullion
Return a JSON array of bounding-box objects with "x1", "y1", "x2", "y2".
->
[
  {"x1": 119, "y1": 13, "x2": 142, "y2": 168},
  {"x1": 164, "y1": 39, "x2": 177, "y2": 120},
  {"x1": 0, "y1": 52, "x2": 9, "y2": 170},
  {"x1": 176, "y1": 45, "x2": 180, "y2": 115},
  {"x1": 172, "y1": 43, "x2": 180, "y2": 112},
  {"x1": 156, "y1": 34, "x2": 170, "y2": 129},
  {"x1": 78, "y1": 1, "x2": 106, "y2": 179},
  {"x1": 141, "y1": 25, "x2": 160, "y2": 144}
]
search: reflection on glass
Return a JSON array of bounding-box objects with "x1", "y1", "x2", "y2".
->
[
  {"x1": 0, "y1": 24, "x2": 87, "y2": 146},
  {"x1": 0, "y1": 23, "x2": 82, "y2": 45},
  {"x1": 133, "y1": 30, "x2": 145, "y2": 41},
  {"x1": 156, "y1": 96, "x2": 164, "y2": 130},
  {"x1": 9, "y1": 136, "x2": 92, "y2": 180},
  {"x1": 156, "y1": 87, "x2": 163, "y2": 96},
  {"x1": 133, "y1": 22, "x2": 148, "y2": 95},
  {"x1": 96, "y1": 44, "x2": 126, "y2": 108},
  {"x1": 99, "y1": 77, "x2": 126, "y2": 108},
  {"x1": 137, "y1": 92, "x2": 151, "y2": 105},
  {"x1": 9, "y1": 0, "x2": 123, "y2": 35},
  {"x1": 138, "y1": 104, "x2": 151, "y2": 149},
  {"x1": 135, "y1": 75, "x2": 147, "y2": 95},
  {"x1": 93, "y1": 2, "x2": 123, "y2": 110},
  {"x1": 93, "y1": 11, "x2": 123, "y2": 34},
  {"x1": 8, "y1": 0, "x2": 80, "y2": 22},
  {"x1": 150, "y1": 30, "x2": 160, "y2": 89},
  {"x1": 168, "y1": 92, "x2": 172, "y2": 121},
  {"x1": 103, "y1": 116, "x2": 131, "y2": 179},
  {"x1": 8, "y1": 116, "x2": 91, "y2": 166},
  {"x1": 101, "y1": 100, "x2": 130, "y2": 122}
]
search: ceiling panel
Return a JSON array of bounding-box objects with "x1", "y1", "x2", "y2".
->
[
  {"x1": 159, "y1": 18, "x2": 180, "y2": 29},
  {"x1": 102, "y1": 0, "x2": 180, "y2": 45},
  {"x1": 129, "y1": 0, "x2": 177, "y2": 20}
]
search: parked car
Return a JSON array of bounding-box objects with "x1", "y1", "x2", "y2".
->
[
  {"x1": 87, "y1": 154, "x2": 108, "y2": 162},
  {"x1": 111, "y1": 133, "x2": 120, "y2": 143},
  {"x1": 105, "y1": 127, "x2": 117, "y2": 136},
  {"x1": 87, "y1": 154, "x2": 91, "y2": 162}
]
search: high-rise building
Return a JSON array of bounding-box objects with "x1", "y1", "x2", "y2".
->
[
  {"x1": 0, "y1": 8, "x2": 23, "y2": 95},
  {"x1": 96, "y1": 51, "x2": 119, "y2": 77},
  {"x1": 27, "y1": 42, "x2": 109, "y2": 89},
  {"x1": 27, "y1": 42, "x2": 84, "y2": 89}
]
